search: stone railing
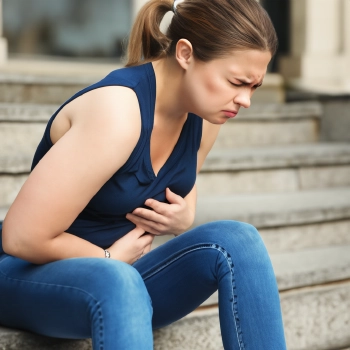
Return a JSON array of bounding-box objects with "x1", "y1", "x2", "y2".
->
[
  {"x1": 280, "y1": 0, "x2": 350, "y2": 92},
  {"x1": 0, "y1": 0, "x2": 8, "y2": 64}
]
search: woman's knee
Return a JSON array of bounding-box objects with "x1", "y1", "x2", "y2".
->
[
  {"x1": 194, "y1": 220, "x2": 261, "y2": 244},
  {"x1": 192, "y1": 220, "x2": 269, "y2": 262},
  {"x1": 74, "y1": 259, "x2": 151, "y2": 308},
  {"x1": 94, "y1": 259, "x2": 147, "y2": 289}
]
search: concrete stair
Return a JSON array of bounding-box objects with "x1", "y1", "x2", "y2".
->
[
  {"x1": 199, "y1": 143, "x2": 350, "y2": 193},
  {"x1": 0, "y1": 245, "x2": 349, "y2": 349},
  {"x1": 0, "y1": 57, "x2": 284, "y2": 104},
  {"x1": 0, "y1": 60, "x2": 350, "y2": 349},
  {"x1": 213, "y1": 101, "x2": 321, "y2": 148}
]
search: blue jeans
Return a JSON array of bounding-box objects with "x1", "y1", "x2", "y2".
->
[{"x1": 0, "y1": 220, "x2": 286, "y2": 349}]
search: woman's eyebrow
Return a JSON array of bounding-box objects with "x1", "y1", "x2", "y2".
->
[{"x1": 236, "y1": 78, "x2": 264, "y2": 87}]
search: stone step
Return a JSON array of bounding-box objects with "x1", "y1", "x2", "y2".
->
[
  {"x1": 156, "y1": 245, "x2": 350, "y2": 350},
  {"x1": 198, "y1": 143, "x2": 350, "y2": 194},
  {"x1": 0, "y1": 101, "x2": 322, "y2": 176},
  {"x1": 194, "y1": 187, "x2": 350, "y2": 229},
  {"x1": 0, "y1": 124, "x2": 46, "y2": 174},
  {"x1": 0, "y1": 207, "x2": 8, "y2": 221},
  {"x1": 272, "y1": 245, "x2": 350, "y2": 290},
  {"x1": 0, "y1": 101, "x2": 321, "y2": 156},
  {"x1": 203, "y1": 244, "x2": 350, "y2": 307},
  {"x1": 0, "y1": 58, "x2": 284, "y2": 104},
  {"x1": 0, "y1": 102, "x2": 57, "y2": 122},
  {"x1": 0, "y1": 58, "x2": 118, "y2": 105},
  {"x1": 193, "y1": 187, "x2": 350, "y2": 252},
  {"x1": 3, "y1": 140, "x2": 350, "y2": 194},
  {"x1": 203, "y1": 143, "x2": 350, "y2": 172},
  {"x1": 213, "y1": 101, "x2": 322, "y2": 148},
  {"x1": 2, "y1": 187, "x2": 350, "y2": 254},
  {"x1": 153, "y1": 218, "x2": 350, "y2": 254},
  {"x1": 154, "y1": 281, "x2": 350, "y2": 350},
  {"x1": 0, "y1": 245, "x2": 349, "y2": 350}
]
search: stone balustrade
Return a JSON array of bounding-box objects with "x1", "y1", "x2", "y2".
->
[
  {"x1": 280, "y1": 0, "x2": 350, "y2": 93},
  {"x1": 0, "y1": 0, "x2": 7, "y2": 64}
]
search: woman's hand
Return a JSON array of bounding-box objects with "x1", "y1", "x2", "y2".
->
[
  {"x1": 126, "y1": 188, "x2": 195, "y2": 236},
  {"x1": 108, "y1": 227, "x2": 154, "y2": 264}
]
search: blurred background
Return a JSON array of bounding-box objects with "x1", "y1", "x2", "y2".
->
[
  {"x1": 0, "y1": 1, "x2": 349, "y2": 350},
  {"x1": 2, "y1": 0, "x2": 131, "y2": 59}
]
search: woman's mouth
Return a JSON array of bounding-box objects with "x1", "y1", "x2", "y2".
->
[{"x1": 222, "y1": 110, "x2": 238, "y2": 118}]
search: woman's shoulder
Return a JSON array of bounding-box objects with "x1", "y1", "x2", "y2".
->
[
  {"x1": 102, "y1": 63, "x2": 154, "y2": 89},
  {"x1": 62, "y1": 63, "x2": 153, "y2": 133},
  {"x1": 51, "y1": 85, "x2": 141, "y2": 147}
]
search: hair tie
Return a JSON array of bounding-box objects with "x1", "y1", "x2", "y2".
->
[{"x1": 173, "y1": 0, "x2": 184, "y2": 13}]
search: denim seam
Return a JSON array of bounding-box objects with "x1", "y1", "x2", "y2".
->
[
  {"x1": 0, "y1": 267, "x2": 105, "y2": 349},
  {"x1": 142, "y1": 243, "x2": 245, "y2": 350}
]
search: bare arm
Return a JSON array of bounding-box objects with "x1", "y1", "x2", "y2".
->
[{"x1": 2, "y1": 86, "x2": 145, "y2": 264}]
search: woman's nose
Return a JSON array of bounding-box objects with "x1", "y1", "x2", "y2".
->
[{"x1": 233, "y1": 90, "x2": 251, "y2": 109}]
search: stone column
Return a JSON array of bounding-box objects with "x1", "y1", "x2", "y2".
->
[
  {"x1": 0, "y1": 0, "x2": 8, "y2": 64},
  {"x1": 345, "y1": 0, "x2": 350, "y2": 50},
  {"x1": 279, "y1": 0, "x2": 350, "y2": 92},
  {"x1": 343, "y1": 0, "x2": 350, "y2": 79},
  {"x1": 132, "y1": 0, "x2": 148, "y2": 21}
]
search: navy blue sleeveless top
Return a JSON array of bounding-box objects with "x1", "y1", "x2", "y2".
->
[{"x1": 31, "y1": 63, "x2": 203, "y2": 248}]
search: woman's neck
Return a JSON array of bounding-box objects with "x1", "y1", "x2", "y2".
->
[{"x1": 152, "y1": 57, "x2": 188, "y2": 123}]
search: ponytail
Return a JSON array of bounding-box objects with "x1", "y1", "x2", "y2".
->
[
  {"x1": 126, "y1": 0, "x2": 173, "y2": 67},
  {"x1": 126, "y1": 0, "x2": 277, "y2": 67}
]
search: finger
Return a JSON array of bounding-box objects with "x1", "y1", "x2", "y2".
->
[
  {"x1": 143, "y1": 241, "x2": 153, "y2": 255},
  {"x1": 128, "y1": 225, "x2": 146, "y2": 239},
  {"x1": 127, "y1": 210, "x2": 167, "y2": 225},
  {"x1": 143, "y1": 198, "x2": 170, "y2": 215},
  {"x1": 165, "y1": 187, "x2": 184, "y2": 205},
  {"x1": 127, "y1": 215, "x2": 163, "y2": 235},
  {"x1": 138, "y1": 233, "x2": 154, "y2": 248}
]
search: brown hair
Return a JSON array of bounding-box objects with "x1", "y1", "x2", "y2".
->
[{"x1": 126, "y1": 0, "x2": 278, "y2": 67}]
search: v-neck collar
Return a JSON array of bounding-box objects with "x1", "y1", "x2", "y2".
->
[{"x1": 145, "y1": 62, "x2": 190, "y2": 179}]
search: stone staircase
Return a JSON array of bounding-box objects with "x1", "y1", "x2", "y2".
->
[{"x1": 0, "y1": 60, "x2": 350, "y2": 350}]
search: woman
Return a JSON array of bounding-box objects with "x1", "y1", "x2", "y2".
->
[{"x1": 0, "y1": 0, "x2": 286, "y2": 349}]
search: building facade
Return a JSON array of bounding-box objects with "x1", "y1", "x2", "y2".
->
[{"x1": 1, "y1": 0, "x2": 350, "y2": 94}]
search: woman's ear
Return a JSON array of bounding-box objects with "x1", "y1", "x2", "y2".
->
[{"x1": 175, "y1": 39, "x2": 193, "y2": 70}]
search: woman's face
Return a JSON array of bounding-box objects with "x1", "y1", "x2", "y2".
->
[{"x1": 182, "y1": 49, "x2": 271, "y2": 124}]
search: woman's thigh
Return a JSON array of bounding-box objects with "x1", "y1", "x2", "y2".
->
[
  {"x1": 0, "y1": 254, "x2": 152, "y2": 341},
  {"x1": 133, "y1": 220, "x2": 282, "y2": 337}
]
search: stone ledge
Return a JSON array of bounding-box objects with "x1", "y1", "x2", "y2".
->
[
  {"x1": 236, "y1": 101, "x2": 322, "y2": 120},
  {"x1": 0, "y1": 72, "x2": 95, "y2": 86},
  {"x1": 0, "y1": 103, "x2": 57, "y2": 122},
  {"x1": 0, "y1": 57, "x2": 121, "y2": 82},
  {"x1": 193, "y1": 244, "x2": 350, "y2": 308},
  {"x1": 203, "y1": 143, "x2": 350, "y2": 171},
  {"x1": 152, "y1": 219, "x2": 350, "y2": 255},
  {"x1": 154, "y1": 281, "x2": 350, "y2": 350},
  {"x1": 194, "y1": 187, "x2": 350, "y2": 228},
  {"x1": 202, "y1": 245, "x2": 350, "y2": 307},
  {"x1": 2, "y1": 187, "x2": 350, "y2": 234},
  {"x1": 1, "y1": 282, "x2": 349, "y2": 350},
  {"x1": 272, "y1": 245, "x2": 350, "y2": 290},
  {"x1": 0, "y1": 327, "x2": 91, "y2": 350},
  {"x1": 0, "y1": 101, "x2": 322, "y2": 122},
  {"x1": 213, "y1": 120, "x2": 319, "y2": 148},
  {"x1": 280, "y1": 281, "x2": 350, "y2": 350},
  {"x1": 197, "y1": 165, "x2": 350, "y2": 194},
  {"x1": 0, "y1": 207, "x2": 7, "y2": 221},
  {"x1": 260, "y1": 219, "x2": 350, "y2": 253},
  {"x1": 3, "y1": 141, "x2": 350, "y2": 175},
  {"x1": 0, "y1": 123, "x2": 46, "y2": 173}
]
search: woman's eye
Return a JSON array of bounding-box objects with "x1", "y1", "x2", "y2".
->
[{"x1": 229, "y1": 81, "x2": 243, "y2": 87}]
